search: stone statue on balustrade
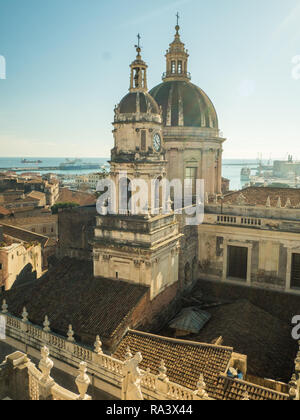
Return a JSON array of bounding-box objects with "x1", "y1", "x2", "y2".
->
[{"x1": 122, "y1": 352, "x2": 144, "y2": 400}]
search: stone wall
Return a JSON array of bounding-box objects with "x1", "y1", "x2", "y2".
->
[
  {"x1": 131, "y1": 281, "x2": 180, "y2": 335},
  {"x1": 176, "y1": 212, "x2": 199, "y2": 290},
  {"x1": 57, "y1": 205, "x2": 97, "y2": 261}
]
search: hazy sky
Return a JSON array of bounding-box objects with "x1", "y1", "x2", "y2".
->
[{"x1": 0, "y1": 0, "x2": 300, "y2": 159}]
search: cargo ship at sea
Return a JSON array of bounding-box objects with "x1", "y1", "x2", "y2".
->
[
  {"x1": 59, "y1": 158, "x2": 100, "y2": 171},
  {"x1": 240, "y1": 167, "x2": 251, "y2": 181},
  {"x1": 21, "y1": 159, "x2": 43, "y2": 164}
]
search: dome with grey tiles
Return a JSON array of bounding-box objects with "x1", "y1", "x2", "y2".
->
[
  {"x1": 119, "y1": 91, "x2": 160, "y2": 115},
  {"x1": 150, "y1": 81, "x2": 218, "y2": 129}
]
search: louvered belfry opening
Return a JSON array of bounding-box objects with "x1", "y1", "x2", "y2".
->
[
  {"x1": 291, "y1": 253, "x2": 300, "y2": 289},
  {"x1": 227, "y1": 246, "x2": 248, "y2": 281}
]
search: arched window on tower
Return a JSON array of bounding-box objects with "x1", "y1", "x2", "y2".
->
[
  {"x1": 134, "y1": 68, "x2": 140, "y2": 88},
  {"x1": 178, "y1": 61, "x2": 182, "y2": 74},
  {"x1": 119, "y1": 177, "x2": 132, "y2": 214},
  {"x1": 171, "y1": 61, "x2": 176, "y2": 74}
]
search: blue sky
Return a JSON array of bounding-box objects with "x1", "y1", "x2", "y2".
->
[{"x1": 0, "y1": 0, "x2": 300, "y2": 159}]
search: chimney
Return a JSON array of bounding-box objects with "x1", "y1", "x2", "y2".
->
[{"x1": 0, "y1": 225, "x2": 3, "y2": 243}]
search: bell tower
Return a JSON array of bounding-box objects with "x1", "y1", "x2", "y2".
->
[
  {"x1": 130, "y1": 34, "x2": 148, "y2": 92},
  {"x1": 93, "y1": 38, "x2": 182, "y2": 300}
]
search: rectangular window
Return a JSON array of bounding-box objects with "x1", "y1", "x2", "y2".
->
[
  {"x1": 291, "y1": 253, "x2": 300, "y2": 289},
  {"x1": 227, "y1": 246, "x2": 248, "y2": 281},
  {"x1": 185, "y1": 167, "x2": 197, "y2": 196},
  {"x1": 0, "y1": 263, "x2": 2, "y2": 270},
  {"x1": 141, "y1": 130, "x2": 146, "y2": 151}
]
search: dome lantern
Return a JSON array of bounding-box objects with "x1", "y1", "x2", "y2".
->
[
  {"x1": 129, "y1": 34, "x2": 148, "y2": 92},
  {"x1": 163, "y1": 13, "x2": 190, "y2": 82}
]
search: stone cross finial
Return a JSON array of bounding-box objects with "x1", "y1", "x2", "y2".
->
[
  {"x1": 242, "y1": 391, "x2": 250, "y2": 400},
  {"x1": 125, "y1": 346, "x2": 133, "y2": 361},
  {"x1": 285, "y1": 198, "x2": 292, "y2": 208},
  {"x1": 94, "y1": 335, "x2": 103, "y2": 355},
  {"x1": 43, "y1": 316, "x2": 51, "y2": 332},
  {"x1": 237, "y1": 193, "x2": 246, "y2": 206},
  {"x1": 1, "y1": 299, "x2": 8, "y2": 313},
  {"x1": 39, "y1": 346, "x2": 54, "y2": 384},
  {"x1": 166, "y1": 196, "x2": 173, "y2": 213},
  {"x1": 75, "y1": 362, "x2": 91, "y2": 400},
  {"x1": 22, "y1": 307, "x2": 28, "y2": 322},
  {"x1": 67, "y1": 325, "x2": 75, "y2": 342},
  {"x1": 266, "y1": 196, "x2": 271, "y2": 208},
  {"x1": 276, "y1": 197, "x2": 282, "y2": 208},
  {"x1": 195, "y1": 374, "x2": 208, "y2": 398},
  {"x1": 158, "y1": 360, "x2": 168, "y2": 381}
]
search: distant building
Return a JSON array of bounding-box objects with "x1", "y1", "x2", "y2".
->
[
  {"x1": 58, "y1": 187, "x2": 96, "y2": 207},
  {"x1": 3, "y1": 214, "x2": 58, "y2": 239},
  {"x1": 0, "y1": 225, "x2": 42, "y2": 291},
  {"x1": 0, "y1": 174, "x2": 59, "y2": 208}
]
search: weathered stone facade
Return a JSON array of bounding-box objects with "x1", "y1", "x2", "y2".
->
[{"x1": 198, "y1": 195, "x2": 300, "y2": 294}]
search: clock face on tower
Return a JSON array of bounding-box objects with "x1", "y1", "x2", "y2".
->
[{"x1": 153, "y1": 133, "x2": 161, "y2": 152}]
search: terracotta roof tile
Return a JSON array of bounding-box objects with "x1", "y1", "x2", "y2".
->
[
  {"x1": 0, "y1": 224, "x2": 49, "y2": 247},
  {"x1": 0, "y1": 206, "x2": 10, "y2": 215},
  {"x1": 58, "y1": 188, "x2": 96, "y2": 206},
  {"x1": 113, "y1": 330, "x2": 233, "y2": 396},
  {"x1": 223, "y1": 187, "x2": 300, "y2": 207},
  {"x1": 212, "y1": 374, "x2": 289, "y2": 401},
  {"x1": 192, "y1": 281, "x2": 299, "y2": 383},
  {"x1": 0, "y1": 258, "x2": 149, "y2": 343}
]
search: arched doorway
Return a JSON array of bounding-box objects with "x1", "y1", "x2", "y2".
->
[{"x1": 119, "y1": 177, "x2": 132, "y2": 214}]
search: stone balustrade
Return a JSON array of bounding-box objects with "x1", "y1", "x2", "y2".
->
[
  {"x1": 27, "y1": 347, "x2": 91, "y2": 401},
  {"x1": 1, "y1": 301, "x2": 213, "y2": 400}
]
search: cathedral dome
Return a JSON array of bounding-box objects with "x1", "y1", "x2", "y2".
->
[
  {"x1": 149, "y1": 20, "x2": 218, "y2": 129},
  {"x1": 119, "y1": 91, "x2": 160, "y2": 115},
  {"x1": 114, "y1": 40, "x2": 162, "y2": 124},
  {"x1": 150, "y1": 81, "x2": 218, "y2": 128}
]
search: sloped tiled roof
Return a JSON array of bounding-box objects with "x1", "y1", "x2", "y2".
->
[
  {"x1": 192, "y1": 294, "x2": 297, "y2": 383},
  {"x1": 0, "y1": 258, "x2": 149, "y2": 343},
  {"x1": 58, "y1": 188, "x2": 96, "y2": 206},
  {"x1": 193, "y1": 299, "x2": 297, "y2": 383},
  {"x1": 113, "y1": 330, "x2": 233, "y2": 395},
  {"x1": 222, "y1": 187, "x2": 300, "y2": 207},
  {"x1": 0, "y1": 224, "x2": 49, "y2": 247},
  {"x1": 4, "y1": 215, "x2": 57, "y2": 226},
  {"x1": 0, "y1": 206, "x2": 10, "y2": 216},
  {"x1": 212, "y1": 374, "x2": 289, "y2": 401},
  {"x1": 26, "y1": 191, "x2": 46, "y2": 201}
]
